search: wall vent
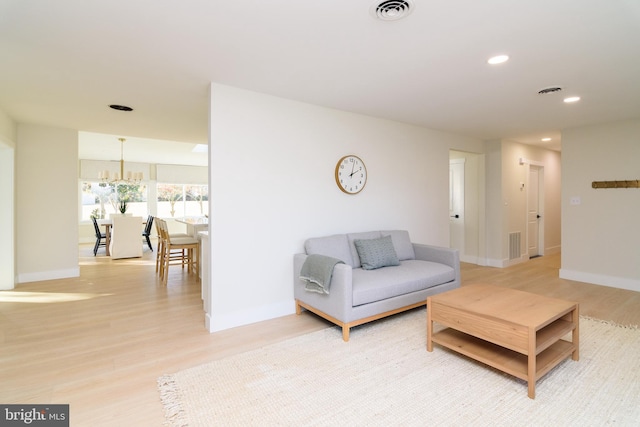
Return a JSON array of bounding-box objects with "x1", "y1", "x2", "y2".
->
[
  {"x1": 371, "y1": 0, "x2": 414, "y2": 21},
  {"x1": 537, "y1": 86, "x2": 563, "y2": 95},
  {"x1": 509, "y1": 232, "x2": 521, "y2": 260}
]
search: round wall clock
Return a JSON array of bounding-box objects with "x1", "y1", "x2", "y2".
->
[{"x1": 335, "y1": 155, "x2": 367, "y2": 194}]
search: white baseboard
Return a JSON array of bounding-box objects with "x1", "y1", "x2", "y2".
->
[
  {"x1": 18, "y1": 268, "x2": 80, "y2": 283},
  {"x1": 485, "y1": 256, "x2": 527, "y2": 268},
  {"x1": 485, "y1": 258, "x2": 505, "y2": 268},
  {"x1": 559, "y1": 269, "x2": 640, "y2": 292},
  {"x1": 545, "y1": 245, "x2": 561, "y2": 255},
  {"x1": 460, "y1": 254, "x2": 479, "y2": 264},
  {"x1": 207, "y1": 300, "x2": 296, "y2": 333}
]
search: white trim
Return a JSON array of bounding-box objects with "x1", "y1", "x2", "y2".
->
[
  {"x1": 18, "y1": 268, "x2": 80, "y2": 283},
  {"x1": 545, "y1": 245, "x2": 561, "y2": 255},
  {"x1": 485, "y1": 254, "x2": 529, "y2": 268},
  {"x1": 519, "y1": 157, "x2": 545, "y2": 167},
  {"x1": 559, "y1": 269, "x2": 640, "y2": 292},
  {"x1": 460, "y1": 254, "x2": 479, "y2": 264},
  {"x1": 207, "y1": 300, "x2": 295, "y2": 333},
  {"x1": 485, "y1": 257, "x2": 506, "y2": 268}
]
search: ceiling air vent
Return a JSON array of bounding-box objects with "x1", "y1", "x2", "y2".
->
[
  {"x1": 537, "y1": 86, "x2": 563, "y2": 95},
  {"x1": 372, "y1": 0, "x2": 414, "y2": 21}
]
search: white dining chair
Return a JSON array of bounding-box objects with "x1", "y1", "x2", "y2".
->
[{"x1": 109, "y1": 216, "x2": 144, "y2": 259}]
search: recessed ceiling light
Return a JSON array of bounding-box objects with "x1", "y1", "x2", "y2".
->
[
  {"x1": 563, "y1": 96, "x2": 581, "y2": 103},
  {"x1": 541, "y1": 137, "x2": 551, "y2": 142},
  {"x1": 487, "y1": 55, "x2": 509, "y2": 65},
  {"x1": 109, "y1": 104, "x2": 133, "y2": 111}
]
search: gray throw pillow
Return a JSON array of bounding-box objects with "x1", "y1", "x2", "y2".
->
[{"x1": 354, "y1": 235, "x2": 400, "y2": 270}]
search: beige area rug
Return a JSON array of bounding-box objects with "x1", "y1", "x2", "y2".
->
[{"x1": 158, "y1": 309, "x2": 640, "y2": 426}]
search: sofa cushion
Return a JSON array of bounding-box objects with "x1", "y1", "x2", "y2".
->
[
  {"x1": 381, "y1": 230, "x2": 415, "y2": 261},
  {"x1": 305, "y1": 234, "x2": 354, "y2": 266},
  {"x1": 347, "y1": 231, "x2": 382, "y2": 268},
  {"x1": 351, "y1": 260, "x2": 456, "y2": 306},
  {"x1": 354, "y1": 235, "x2": 400, "y2": 270}
]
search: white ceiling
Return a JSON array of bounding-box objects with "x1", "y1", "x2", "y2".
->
[
  {"x1": 2, "y1": 0, "x2": 640, "y2": 155},
  {"x1": 78, "y1": 131, "x2": 208, "y2": 166}
]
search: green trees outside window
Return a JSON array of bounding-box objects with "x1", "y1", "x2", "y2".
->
[
  {"x1": 157, "y1": 184, "x2": 208, "y2": 218},
  {"x1": 80, "y1": 182, "x2": 207, "y2": 220},
  {"x1": 81, "y1": 182, "x2": 147, "y2": 220}
]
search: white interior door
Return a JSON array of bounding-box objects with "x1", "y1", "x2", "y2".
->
[
  {"x1": 449, "y1": 159, "x2": 465, "y2": 255},
  {"x1": 527, "y1": 166, "x2": 541, "y2": 258}
]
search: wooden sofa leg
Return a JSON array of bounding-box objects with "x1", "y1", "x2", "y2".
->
[
  {"x1": 295, "y1": 300, "x2": 302, "y2": 315},
  {"x1": 342, "y1": 326, "x2": 350, "y2": 342}
]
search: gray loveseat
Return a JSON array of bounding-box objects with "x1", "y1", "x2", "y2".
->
[{"x1": 293, "y1": 230, "x2": 460, "y2": 341}]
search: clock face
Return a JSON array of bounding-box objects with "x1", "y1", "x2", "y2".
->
[{"x1": 335, "y1": 155, "x2": 367, "y2": 194}]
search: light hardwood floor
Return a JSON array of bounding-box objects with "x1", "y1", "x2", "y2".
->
[{"x1": 1, "y1": 247, "x2": 638, "y2": 426}]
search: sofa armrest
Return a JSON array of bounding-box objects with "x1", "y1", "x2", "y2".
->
[
  {"x1": 412, "y1": 243, "x2": 461, "y2": 285},
  {"x1": 293, "y1": 253, "x2": 354, "y2": 321}
]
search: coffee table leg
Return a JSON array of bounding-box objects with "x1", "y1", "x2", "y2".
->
[
  {"x1": 426, "y1": 298, "x2": 433, "y2": 352},
  {"x1": 528, "y1": 327, "x2": 536, "y2": 399},
  {"x1": 572, "y1": 307, "x2": 580, "y2": 361}
]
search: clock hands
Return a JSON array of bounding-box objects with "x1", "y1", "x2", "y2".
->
[{"x1": 349, "y1": 167, "x2": 361, "y2": 177}]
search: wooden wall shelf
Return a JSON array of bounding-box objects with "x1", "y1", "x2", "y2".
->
[{"x1": 592, "y1": 180, "x2": 640, "y2": 189}]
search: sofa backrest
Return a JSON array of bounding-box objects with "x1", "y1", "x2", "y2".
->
[
  {"x1": 381, "y1": 230, "x2": 416, "y2": 261},
  {"x1": 346, "y1": 231, "x2": 382, "y2": 268},
  {"x1": 304, "y1": 230, "x2": 416, "y2": 268},
  {"x1": 305, "y1": 234, "x2": 354, "y2": 267}
]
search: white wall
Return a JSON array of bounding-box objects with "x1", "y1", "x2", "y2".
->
[
  {"x1": 484, "y1": 140, "x2": 506, "y2": 265},
  {"x1": 0, "y1": 110, "x2": 16, "y2": 289},
  {"x1": 560, "y1": 118, "x2": 640, "y2": 291},
  {"x1": 484, "y1": 140, "x2": 561, "y2": 267},
  {"x1": 16, "y1": 124, "x2": 79, "y2": 282},
  {"x1": 502, "y1": 140, "x2": 562, "y2": 257},
  {"x1": 208, "y1": 83, "x2": 483, "y2": 331}
]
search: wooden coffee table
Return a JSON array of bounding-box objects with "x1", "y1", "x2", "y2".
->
[{"x1": 427, "y1": 284, "x2": 579, "y2": 399}]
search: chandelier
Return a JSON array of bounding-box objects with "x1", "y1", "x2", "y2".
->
[{"x1": 99, "y1": 138, "x2": 143, "y2": 184}]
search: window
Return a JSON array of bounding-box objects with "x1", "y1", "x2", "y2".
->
[
  {"x1": 81, "y1": 181, "x2": 148, "y2": 220},
  {"x1": 157, "y1": 184, "x2": 208, "y2": 218}
]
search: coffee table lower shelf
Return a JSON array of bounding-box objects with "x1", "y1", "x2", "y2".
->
[{"x1": 431, "y1": 328, "x2": 576, "y2": 382}]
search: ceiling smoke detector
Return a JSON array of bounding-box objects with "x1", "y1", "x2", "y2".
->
[
  {"x1": 372, "y1": 0, "x2": 414, "y2": 21},
  {"x1": 537, "y1": 86, "x2": 563, "y2": 95}
]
